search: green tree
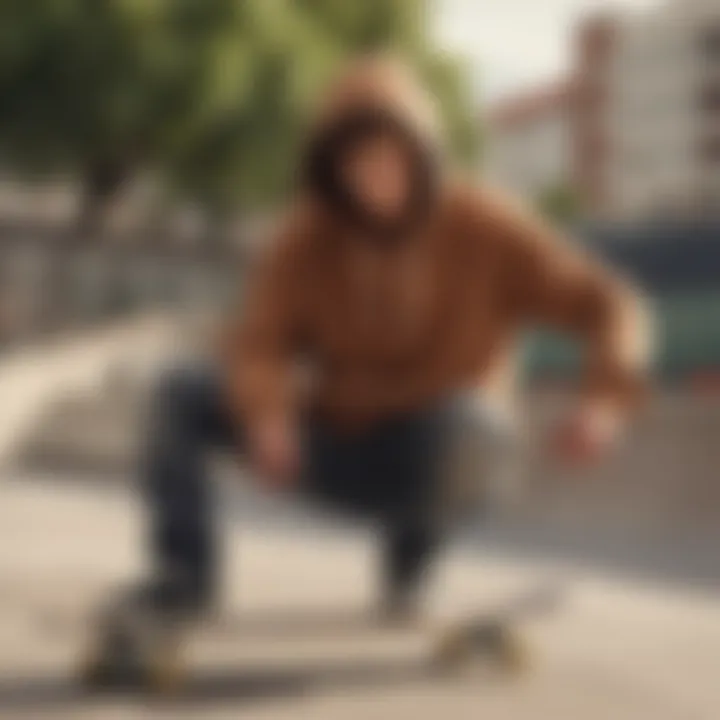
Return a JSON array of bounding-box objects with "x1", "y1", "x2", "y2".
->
[
  {"x1": 536, "y1": 183, "x2": 582, "y2": 225},
  {"x1": 0, "y1": 0, "x2": 479, "y2": 232},
  {"x1": 0, "y1": 0, "x2": 277, "y2": 233},
  {"x1": 171, "y1": 0, "x2": 480, "y2": 216}
]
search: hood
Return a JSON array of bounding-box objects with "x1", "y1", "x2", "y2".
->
[
  {"x1": 300, "y1": 55, "x2": 444, "y2": 238},
  {"x1": 313, "y1": 56, "x2": 442, "y2": 149}
]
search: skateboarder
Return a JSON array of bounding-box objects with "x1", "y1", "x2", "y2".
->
[{"x1": 88, "y1": 56, "x2": 652, "y2": 680}]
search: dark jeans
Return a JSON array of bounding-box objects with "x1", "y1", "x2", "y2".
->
[{"x1": 142, "y1": 364, "x2": 462, "y2": 608}]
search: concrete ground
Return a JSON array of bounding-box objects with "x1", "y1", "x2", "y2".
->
[
  {"x1": 0, "y1": 315, "x2": 179, "y2": 466},
  {"x1": 0, "y1": 476, "x2": 718, "y2": 720}
]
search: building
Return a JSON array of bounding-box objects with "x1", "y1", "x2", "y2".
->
[
  {"x1": 486, "y1": 0, "x2": 720, "y2": 223},
  {"x1": 601, "y1": 0, "x2": 720, "y2": 220},
  {"x1": 571, "y1": 13, "x2": 617, "y2": 217},
  {"x1": 484, "y1": 81, "x2": 575, "y2": 204}
]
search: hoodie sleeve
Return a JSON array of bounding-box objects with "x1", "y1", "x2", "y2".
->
[
  {"x1": 221, "y1": 213, "x2": 308, "y2": 428},
  {"x1": 483, "y1": 190, "x2": 654, "y2": 413}
]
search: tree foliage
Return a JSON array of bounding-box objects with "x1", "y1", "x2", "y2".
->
[
  {"x1": 0, "y1": 0, "x2": 479, "y2": 222},
  {"x1": 536, "y1": 183, "x2": 582, "y2": 225}
]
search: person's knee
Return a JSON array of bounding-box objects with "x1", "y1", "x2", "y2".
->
[
  {"x1": 384, "y1": 521, "x2": 440, "y2": 591},
  {"x1": 152, "y1": 363, "x2": 214, "y2": 419},
  {"x1": 146, "y1": 360, "x2": 240, "y2": 455}
]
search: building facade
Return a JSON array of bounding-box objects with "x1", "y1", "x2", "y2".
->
[
  {"x1": 484, "y1": 82, "x2": 574, "y2": 204},
  {"x1": 486, "y1": 0, "x2": 720, "y2": 223},
  {"x1": 601, "y1": 0, "x2": 720, "y2": 220}
]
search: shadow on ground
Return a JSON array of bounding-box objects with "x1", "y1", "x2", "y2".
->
[{"x1": 0, "y1": 655, "x2": 476, "y2": 712}]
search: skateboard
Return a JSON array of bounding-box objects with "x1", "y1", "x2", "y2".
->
[
  {"x1": 431, "y1": 581, "x2": 564, "y2": 673},
  {"x1": 80, "y1": 594, "x2": 191, "y2": 694},
  {"x1": 79, "y1": 582, "x2": 566, "y2": 694}
]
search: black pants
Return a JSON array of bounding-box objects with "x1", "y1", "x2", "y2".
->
[{"x1": 143, "y1": 364, "x2": 469, "y2": 608}]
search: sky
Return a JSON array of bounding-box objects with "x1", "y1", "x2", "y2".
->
[{"x1": 436, "y1": 0, "x2": 663, "y2": 105}]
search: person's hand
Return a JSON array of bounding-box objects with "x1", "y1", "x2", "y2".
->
[
  {"x1": 248, "y1": 415, "x2": 300, "y2": 490},
  {"x1": 551, "y1": 402, "x2": 622, "y2": 468}
]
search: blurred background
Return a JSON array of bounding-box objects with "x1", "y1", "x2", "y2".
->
[{"x1": 0, "y1": 1, "x2": 719, "y2": 718}]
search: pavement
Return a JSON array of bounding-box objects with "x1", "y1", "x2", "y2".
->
[
  {"x1": 0, "y1": 476, "x2": 718, "y2": 720},
  {"x1": 0, "y1": 314, "x2": 183, "y2": 468},
  {"x1": 2, "y1": 320, "x2": 719, "y2": 718}
]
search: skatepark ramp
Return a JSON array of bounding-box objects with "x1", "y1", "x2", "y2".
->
[{"x1": 0, "y1": 313, "x2": 189, "y2": 471}]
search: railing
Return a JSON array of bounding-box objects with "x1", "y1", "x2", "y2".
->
[{"x1": 0, "y1": 221, "x2": 247, "y2": 348}]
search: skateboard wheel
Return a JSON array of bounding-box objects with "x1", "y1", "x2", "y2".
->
[
  {"x1": 79, "y1": 631, "x2": 186, "y2": 694},
  {"x1": 145, "y1": 646, "x2": 186, "y2": 695},
  {"x1": 433, "y1": 628, "x2": 473, "y2": 671},
  {"x1": 486, "y1": 626, "x2": 530, "y2": 675},
  {"x1": 79, "y1": 636, "x2": 117, "y2": 689},
  {"x1": 432, "y1": 621, "x2": 532, "y2": 675},
  {"x1": 80, "y1": 657, "x2": 112, "y2": 689}
]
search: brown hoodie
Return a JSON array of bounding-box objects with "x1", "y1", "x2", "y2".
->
[{"x1": 226, "y1": 57, "x2": 652, "y2": 431}]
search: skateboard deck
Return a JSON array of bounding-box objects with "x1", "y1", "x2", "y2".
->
[
  {"x1": 79, "y1": 581, "x2": 567, "y2": 694},
  {"x1": 430, "y1": 581, "x2": 565, "y2": 672}
]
